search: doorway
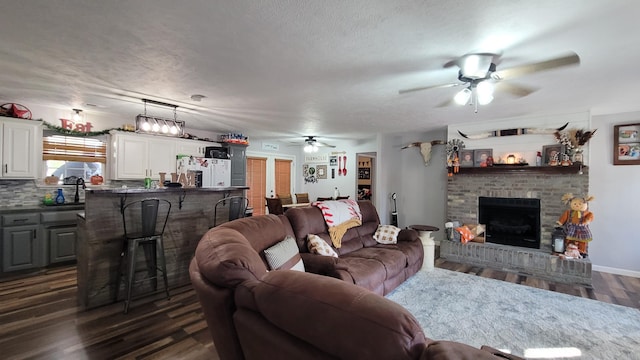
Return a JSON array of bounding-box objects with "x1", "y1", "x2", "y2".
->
[
  {"x1": 356, "y1": 152, "x2": 376, "y2": 206},
  {"x1": 246, "y1": 152, "x2": 295, "y2": 215},
  {"x1": 246, "y1": 157, "x2": 267, "y2": 215}
]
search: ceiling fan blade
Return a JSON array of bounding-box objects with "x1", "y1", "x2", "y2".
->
[
  {"x1": 399, "y1": 82, "x2": 463, "y2": 95},
  {"x1": 315, "y1": 141, "x2": 336, "y2": 148},
  {"x1": 436, "y1": 98, "x2": 455, "y2": 108},
  {"x1": 496, "y1": 82, "x2": 538, "y2": 97},
  {"x1": 494, "y1": 52, "x2": 580, "y2": 80}
]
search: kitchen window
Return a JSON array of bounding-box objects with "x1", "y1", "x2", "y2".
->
[{"x1": 43, "y1": 133, "x2": 106, "y2": 182}]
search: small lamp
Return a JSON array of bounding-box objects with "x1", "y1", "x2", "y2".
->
[{"x1": 507, "y1": 154, "x2": 516, "y2": 164}]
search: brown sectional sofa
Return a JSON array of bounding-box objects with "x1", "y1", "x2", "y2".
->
[
  {"x1": 190, "y1": 200, "x2": 522, "y2": 359},
  {"x1": 284, "y1": 200, "x2": 423, "y2": 295}
]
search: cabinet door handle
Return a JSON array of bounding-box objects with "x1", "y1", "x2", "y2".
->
[
  {"x1": 4, "y1": 164, "x2": 6, "y2": 173},
  {"x1": 12, "y1": 218, "x2": 29, "y2": 223}
]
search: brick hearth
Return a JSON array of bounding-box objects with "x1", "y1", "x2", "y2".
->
[
  {"x1": 440, "y1": 240, "x2": 592, "y2": 285},
  {"x1": 443, "y1": 167, "x2": 591, "y2": 285}
]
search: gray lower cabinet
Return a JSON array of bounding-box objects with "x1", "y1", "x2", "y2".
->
[
  {"x1": 48, "y1": 226, "x2": 77, "y2": 263},
  {"x1": 41, "y1": 210, "x2": 79, "y2": 264},
  {"x1": 1, "y1": 209, "x2": 80, "y2": 273},
  {"x1": 2, "y1": 224, "x2": 39, "y2": 272}
]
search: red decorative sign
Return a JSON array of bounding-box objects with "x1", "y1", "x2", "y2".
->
[{"x1": 59, "y1": 118, "x2": 94, "y2": 132}]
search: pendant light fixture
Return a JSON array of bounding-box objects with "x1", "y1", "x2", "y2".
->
[
  {"x1": 135, "y1": 99, "x2": 185, "y2": 137},
  {"x1": 72, "y1": 108, "x2": 83, "y2": 122}
]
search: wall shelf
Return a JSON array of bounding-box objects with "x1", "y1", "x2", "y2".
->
[{"x1": 456, "y1": 164, "x2": 587, "y2": 175}]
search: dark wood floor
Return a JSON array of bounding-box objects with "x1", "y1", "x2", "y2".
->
[
  {"x1": 1, "y1": 261, "x2": 638, "y2": 359},
  {"x1": 434, "y1": 259, "x2": 640, "y2": 309}
]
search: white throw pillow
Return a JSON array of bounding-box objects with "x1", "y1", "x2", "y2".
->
[
  {"x1": 307, "y1": 234, "x2": 338, "y2": 258},
  {"x1": 264, "y1": 235, "x2": 305, "y2": 271},
  {"x1": 373, "y1": 225, "x2": 401, "y2": 244}
]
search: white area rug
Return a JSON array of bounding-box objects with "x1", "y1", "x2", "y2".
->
[{"x1": 386, "y1": 268, "x2": 640, "y2": 360}]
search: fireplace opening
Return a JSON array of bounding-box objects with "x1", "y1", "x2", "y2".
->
[{"x1": 478, "y1": 197, "x2": 541, "y2": 249}]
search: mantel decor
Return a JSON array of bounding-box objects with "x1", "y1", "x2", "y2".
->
[
  {"x1": 613, "y1": 123, "x2": 640, "y2": 165},
  {"x1": 455, "y1": 164, "x2": 587, "y2": 175}
]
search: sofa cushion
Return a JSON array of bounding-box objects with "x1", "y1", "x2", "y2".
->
[
  {"x1": 374, "y1": 225, "x2": 401, "y2": 244},
  {"x1": 307, "y1": 234, "x2": 338, "y2": 257},
  {"x1": 335, "y1": 255, "x2": 386, "y2": 290},
  {"x1": 264, "y1": 236, "x2": 305, "y2": 271},
  {"x1": 347, "y1": 247, "x2": 407, "y2": 278},
  {"x1": 377, "y1": 240, "x2": 423, "y2": 270}
]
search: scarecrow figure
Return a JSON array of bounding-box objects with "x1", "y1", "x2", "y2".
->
[{"x1": 556, "y1": 193, "x2": 594, "y2": 257}]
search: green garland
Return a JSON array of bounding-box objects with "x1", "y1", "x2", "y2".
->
[{"x1": 42, "y1": 121, "x2": 133, "y2": 137}]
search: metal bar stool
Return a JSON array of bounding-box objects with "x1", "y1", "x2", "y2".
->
[
  {"x1": 115, "y1": 198, "x2": 171, "y2": 313},
  {"x1": 213, "y1": 196, "x2": 249, "y2": 227}
]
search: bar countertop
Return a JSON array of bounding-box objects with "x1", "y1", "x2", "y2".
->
[
  {"x1": 76, "y1": 186, "x2": 247, "y2": 310},
  {"x1": 88, "y1": 186, "x2": 249, "y2": 194}
]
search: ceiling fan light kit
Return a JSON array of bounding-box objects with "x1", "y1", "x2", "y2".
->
[
  {"x1": 298, "y1": 136, "x2": 335, "y2": 152},
  {"x1": 399, "y1": 51, "x2": 580, "y2": 113},
  {"x1": 460, "y1": 54, "x2": 494, "y2": 79},
  {"x1": 454, "y1": 88, "x2": 472, "y2": 105},
  {"x1": 304, "y1": 143, "x2": 319, "y2": 153}
]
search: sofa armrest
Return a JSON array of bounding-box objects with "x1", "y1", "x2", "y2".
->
[
  {"x1": 422, "y1": 341, "x2": 524, "y2": 360},
  {"x1": 253, "y1": 271, "x2": 428, "y2": 360},
  {"x1": 300, "y1": 252, "x2": 339, "y2": 275},
  {"x1": 398, "y1": 228, "x2": 420, "y2": 242}
]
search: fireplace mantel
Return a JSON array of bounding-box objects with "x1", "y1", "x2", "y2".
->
[{"x1": 455, "y1": 164, "x2": 587, "y2": 175}]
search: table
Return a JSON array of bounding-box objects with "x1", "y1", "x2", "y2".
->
[
  {"x1": 282, "y1": 202, "x2": 311, "y2": 210},
  {"x1": 409, "y1": 225, "x2": 439, "y2": 270}
]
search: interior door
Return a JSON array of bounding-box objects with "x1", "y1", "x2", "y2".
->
[
  {"x1": 275, "y1": 159, "x2": 292, "y2": 197},
  {"x1": 247, "y1": 157, "x2": 267, "y2": 215}
]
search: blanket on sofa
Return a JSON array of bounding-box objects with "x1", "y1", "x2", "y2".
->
[{"x1": 313, "y1": 200, "x2": 362, "y2": 248}]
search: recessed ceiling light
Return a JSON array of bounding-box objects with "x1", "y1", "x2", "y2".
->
[{"x1": 190, "y1": 94, "x2": 206, "y2": 102}]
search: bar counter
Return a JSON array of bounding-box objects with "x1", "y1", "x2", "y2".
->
[{"x1": 76, "y1": 186, "x2": 248, "y2": 310}]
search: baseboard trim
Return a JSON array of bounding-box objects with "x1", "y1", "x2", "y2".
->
[{"x1": 593, "y1": 265, "x2": 640, "y2": 278}]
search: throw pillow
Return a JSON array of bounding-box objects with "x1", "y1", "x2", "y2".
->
[
  {"x1": 373, "y1": 224, "x2": 401, "y2": 244},
  {"x1": 264, "y1": 235, "x2": 305, "y2": 271},
  {"x1": 307, "y1": 234, "x2": 338, "y2": 258}
]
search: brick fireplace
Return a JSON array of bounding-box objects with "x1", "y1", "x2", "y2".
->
[{"x1": 442, "y1": 166, "x2": 592, "y2": 285}]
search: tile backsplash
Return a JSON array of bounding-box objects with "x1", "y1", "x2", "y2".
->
[{"x1": 0, "y1": 180, "x2": 141, "y2": 208}]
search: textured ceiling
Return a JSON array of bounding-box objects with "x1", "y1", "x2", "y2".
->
[{"x1": 0, "y1": 1, "x2": 638, "y2": 141}]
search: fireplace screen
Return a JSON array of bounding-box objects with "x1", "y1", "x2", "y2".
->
[{"x1": 478, "y1": 197, "x2": 541, "y2": 249}]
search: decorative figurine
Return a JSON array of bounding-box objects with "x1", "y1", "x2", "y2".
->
[{"x1": 556, "y1": 193, "x2": 594, "y2": 257}]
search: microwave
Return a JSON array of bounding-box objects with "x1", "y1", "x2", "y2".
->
[{"x1": 205, "y1": 146, "x2": 229, "y2": 159}]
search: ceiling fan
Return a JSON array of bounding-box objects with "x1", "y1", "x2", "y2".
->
[
  {"x1": 297, "y1": 136, "x2": 336, "y2": 153},
  {"x1": 399, "y1": 51, "x2": 580, "y2": 112}
]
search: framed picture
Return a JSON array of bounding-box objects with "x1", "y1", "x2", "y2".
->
[
  {"x1": 358, "y1": 167, "x2": 370, "y2": 179},
  {"x1": 614, "y1": 123, "x2": 640, "y2": 165},
  {"x1": 459, "y1": 149, "x2": 475, "y2": 167},
  {"x1": 473, "y1": 149, "x2": 492, "y2": 167},
  {"x1": 542, "y1": 144, "x2": 563, "y2": 165},
  {"x1": 317, "y1": 165, "x2": 327, "y2": 179}
]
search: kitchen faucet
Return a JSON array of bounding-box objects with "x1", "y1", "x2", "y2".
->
[{"x1": 74, "y1": 178, "x2": 86, "y2": 203}]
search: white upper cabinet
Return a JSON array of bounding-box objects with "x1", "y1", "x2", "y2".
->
[
  {"x1": 111, "y1": 132, "x2": 177, "y2": 180},
  {"x1": 176, "y1": 137, "x2": 220, "y2": 157},
  {"x1": 109, "y1": 132, "x2": 220, "y2": 180},
  {"x1": 1, "y1": 118, "x2": 41, "y2": 179}
]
